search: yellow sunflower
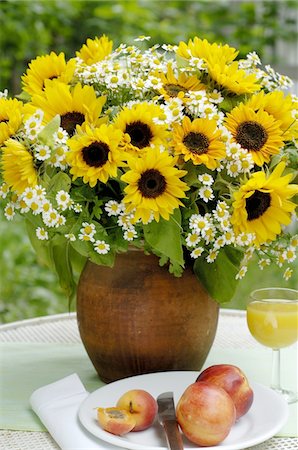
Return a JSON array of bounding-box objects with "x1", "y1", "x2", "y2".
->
[
  {"x1": 207, "y1": 61, "x2": 260, "y2": 95},
  {"x1": 172, "y1": 116, "x2": 226, "y2": 170},
  {"x1": 76, "y1": 35, "x2": 113, "y2": 65},
  {"x1": 1, "y1": 139, "x2": 38, "y2": 193},
  {"x1": 231, "y1": 162, "x2": 298, "y2": 246},
  {"x1": 21, "y1": 52, "x2": 75, "y2": 96},
  {"x1": 225, "y1": 103, "x2": 284, "y2": 166},
  {"x1": 0, "y1": 98, "x2": 24, "y2": 145},
  {"x1": 113, "y1": 103, "x2": 169, "y2": 154},
  {"x1": 67, "y1": 124, "x2": 124, "y2": 186},
  {"x1": 176, "y1": 37, "x2": 238, "y2": 66},
  {"x1": 245, "y1": 91, "x2": 297, "y2": 141},
  {"x1": 121, "y1": 147, "x2": 189, "y2": 223},
  {"x1": 154, "y1": 64, "x2": 205, "y2": 100},
  {"x1": 29, "y1": 81, "x2": 106, "y2": 135}
]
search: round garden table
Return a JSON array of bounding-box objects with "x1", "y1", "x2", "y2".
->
[{"x1": 0, "y1": 310, "x2": 297, "y2": 450}]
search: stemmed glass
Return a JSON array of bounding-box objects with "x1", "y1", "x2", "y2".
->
[{"x1": 246, "y1": 287, "x2": 298, "y2": 404}]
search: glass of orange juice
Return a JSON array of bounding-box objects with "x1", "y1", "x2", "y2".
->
[{"x1": 247, "y1": 287, "x2": 298, "y2": 403}]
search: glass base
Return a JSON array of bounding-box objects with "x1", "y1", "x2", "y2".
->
[{"x1": 271, "y1": 387, "x2": 297, "y2": 404}]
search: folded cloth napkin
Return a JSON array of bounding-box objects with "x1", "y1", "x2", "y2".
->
[{"x1": 30, "y1": 373, "x2": 118, "y2": 450}]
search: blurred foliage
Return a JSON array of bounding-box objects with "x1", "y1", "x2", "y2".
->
[
  {"x1": 1, "y1": 0, "x2": 297, "y2": 94},
  {"x1": 0, "y1": 216, "x2": 75, "y2": 322},
  {"x1": 0, "y1": 0, "x2": 297, "y2": 322}
]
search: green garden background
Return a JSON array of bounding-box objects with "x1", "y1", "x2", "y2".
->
[{"x1": 0, "y1": 0, "x2": 297, "y2": 323}]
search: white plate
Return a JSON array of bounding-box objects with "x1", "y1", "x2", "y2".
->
[{"x1": 78, "y1": 371, "x2": 288, "y2": 450}]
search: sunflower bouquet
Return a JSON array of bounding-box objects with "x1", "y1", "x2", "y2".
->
[{"x1": 0, "y1": 35, "x2": 297, "y2": 302}]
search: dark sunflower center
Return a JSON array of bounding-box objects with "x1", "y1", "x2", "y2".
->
[
  {"x1": 164, "y1": 83, "x2": 187, "y2": 97},
  {"x1": 236, "y1": 121, "x2": 268, "y2": 151},
  {"x1": 183, "y1": 132, "x2": 209, "y2": 154},
  {"x1": 125, "y1": 121, "x2": 153, "y2": 149},
  {"x1": 82, "y1": 142, "x2": 109, "y2": 168},
  {"x1": 60, "y1": 112, "x2": 85, "y2": 136},
  {"x1": 138, "y1": 169, "x2": 166, "y2": 198},
  {"x1": 245, "y1": 190, "x2": 271, "y2": 220}
]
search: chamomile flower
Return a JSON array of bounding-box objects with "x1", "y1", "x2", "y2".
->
[
  {"x1": 0, "y1": 183, "x2": 9, "y2": 199},
  {"x1": 236, "y1": 265, "x2": 248, "y2": 280},
  {"x1": 36, "y1": 227, "x2": 49, "y2": 240},
  {"x1": 283, "y1": 267, "x2": 293, "y2": 280},
  {"x1": 258, "y1": 258, "x2": 271, "y2": 270},
  {"x1": 56, "y1": 190, "x2": 71, "y2": 210},
  {"x1": 42, "y1": 208, "x2": 62, "y2": 228},
  {"x1": 198, "y1": 173, "x2": 213, "y2": 186},
  {"x1": 199, "y1": 186, "x2": 214, "y2": 202},
  {"x1": 35, "y1": 144, "x2": 51, "y2": 161},
  {"x1": 79, "y1": 222, "x2": 96, "y2": 242},
  {"x1": 53, "y1": 128, "x2": 69, "y2": 144},
  {"x1": 222, "y1": 229, "x2": 235, "y2": 244},
  {"x1": 189, "y1": 214, "x2": 210, "y2": 233},
  {"x1": 123, "y1": 228, "x2": 137, "y2": 241},
  {"x1": 105, "y1": 200, "x2": 124, "y2": 216},
  {"x1": 236, "y1": 232, "x2": 255, "y2": 247},
  {"x1": 65, "y1": 233, "x2": 76, "y2": 241},
  {"x1": 282, "y1": 247, "x2": 296, "y2": 263},
  {"x1": 226, "y1": 160, "x2": 241, "y2": 177},
  {"x1": 190, "y1": 246, "x2": 204, "y2": 258},
  {"x1": 206, "y1": 249, "x2": 218, "y2": 263},
  {"x1": 186, "y1": 232, "x2": 201, "y2": 247},
  {"x1": 94, "y1": 240, "x2": 110, "y2": 254},
  {"x1": 214, "y1": 236, "x2": 226, "y2": 249},
  {"x1": 4, "y1": 203, "x2": 15, "y2": 220}
]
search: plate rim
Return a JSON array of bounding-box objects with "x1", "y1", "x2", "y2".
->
[{"x1": 78, "y1": 370, "x2": 289, "y2": 450}]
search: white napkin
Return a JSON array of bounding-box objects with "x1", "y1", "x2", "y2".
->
[{"x1": 30, "y1": 373, "x2": 118, "y2": 450}]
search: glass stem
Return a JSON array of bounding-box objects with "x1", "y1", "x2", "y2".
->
[{"x1": 271, "y1": 348, "x2": 281, "y2": 391}]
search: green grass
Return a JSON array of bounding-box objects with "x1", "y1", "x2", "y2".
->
[{"x1": 0, "y1": 216, "x2": 297, "y2": 323}]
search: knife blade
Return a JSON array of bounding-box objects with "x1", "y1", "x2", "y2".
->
[{"x1": 157, "y1": 391, "x2": 184, "y2": 450}]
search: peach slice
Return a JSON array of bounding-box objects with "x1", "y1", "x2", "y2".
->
[{"x1": 97, "y1": 407, "x2": 136, "y2": 435}]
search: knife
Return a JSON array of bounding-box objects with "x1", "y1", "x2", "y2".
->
[{"x1": 157, "y1": 391, "x2": 184, "y2": 450}]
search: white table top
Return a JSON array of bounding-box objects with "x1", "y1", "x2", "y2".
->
[{"x1": 0, "y1": 309, "x2": 297, "y2": 450}]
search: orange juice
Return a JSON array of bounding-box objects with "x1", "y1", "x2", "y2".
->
[{"x1": 247, "y1": 301, "x2": 298, "y2": 349}]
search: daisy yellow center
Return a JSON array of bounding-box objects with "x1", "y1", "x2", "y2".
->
[
  {"x1": 183, "y1": 132, "x2": 209, "y2": 154},
  {"x1": 164, "y1": 83, "x2": 187, "y2": 97},
  {"x1": 125, "y1": 121, "x2": 153, "y2": 149},
  {"x1": 82, "y1": 142, "x2": 109, "y2": 168},
  {"x1": 236, "y1": 121, "x2": 268, "y2": 151},
  {"x1": 246, "y1": 190, "x2": 271, "y2": 220},
  {"x1": 138, "y1": 169, "x2": 166, "y2": 198},
  {"x1": 61, "y1": 112, "x2": 85, "y2": 136}
]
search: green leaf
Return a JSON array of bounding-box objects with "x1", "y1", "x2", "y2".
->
[
  {"x1": 143, "y1": 209, "x2": 184, "y2": 272},
  {"x1": 38, "y1": 115, "x2": 60, "y2": 145},
  {"x1": 46, "y1": 172, "x2": 71, "y2": 196},
  {"x1": 50, "y1": 238, "x2": 77, "y2": 301},
  {"x1": 194, "y1": 246, "x2": 243, "y2": 303}
]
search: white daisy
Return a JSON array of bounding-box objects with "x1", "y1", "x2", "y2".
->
[
  {"x1": 199, "y1": 186, "x2": 214, "y2": 203},
  {"x1": 36, "y1": 227, "x2": 49, "y2": 240},
  {"x1": 4, "y1": 203, "x2": 15, "y2": 220},
  {"x1": 94, "y1": 240, "x2": 110, "y2": 254},
  {"x1": 190, "y1": 246, "x2": 204, "y2": 259},
  {"x1": 123, "y1": 228, "x2": 137, "y2": 241},
  {"x1": 79, "y1": 222, "x2": 96, "y2": 242},
  {"x1": 186, "y1": 232, "x2": 201, "y2": 247},
  {"x1": 198, "y1": 173, "x2": 213, "y2": 186},
  {"x1": 56, "y1": 190, "x2": 71, "y2": 211}
]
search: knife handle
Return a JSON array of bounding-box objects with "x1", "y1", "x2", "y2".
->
[{"x1": 162, "y1": 419, "x2": 184, "y2": 450}]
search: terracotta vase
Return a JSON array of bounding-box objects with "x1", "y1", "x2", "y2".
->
[{"x1": 76, "y1": 250, "x2": 219, "y2": 383}]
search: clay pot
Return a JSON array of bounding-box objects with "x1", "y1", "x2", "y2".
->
[{"x1": 76, "y1": 250, "x2": 219, "y2": 383}]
